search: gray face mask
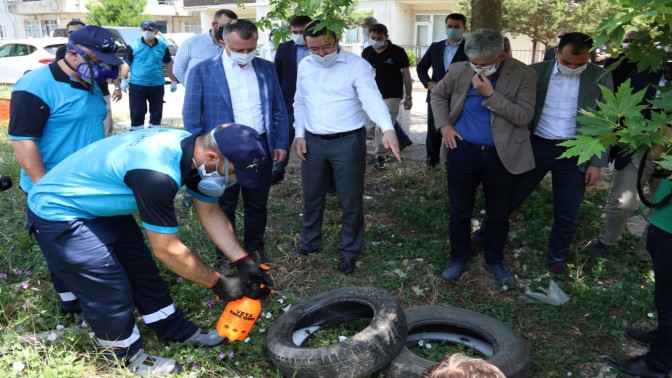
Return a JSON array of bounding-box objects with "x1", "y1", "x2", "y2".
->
[
  {"x1": 371, "y1": 40, "x2": 386, "y2": 49},
  {"x1": 193, "y1": 157, "x2": 237, "y2": 197},
  {"x1": 311, "y1": 49, "x2": 339, "y2": 67}
]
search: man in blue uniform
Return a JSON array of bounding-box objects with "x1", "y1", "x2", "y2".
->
[
  {"x1": 9, "y1": 25, "x2": 124, "y2": 316},
  {"x1": 119, "y1": 20, "x2": 178, "y2": 130},
  {"x1": 26, "y1": 124, "x2": 273, "y2": 376}
]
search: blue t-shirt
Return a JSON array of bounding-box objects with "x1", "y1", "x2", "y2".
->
[
  {"x1": 125, "y1": 37, "x2": 172, "y2": 86},
  {"x1": 27, "y1": 129, "x2": 216, "y2": 234},
  {"x1": 8, "y1": 62, "x2": 106, "y2": 193}
]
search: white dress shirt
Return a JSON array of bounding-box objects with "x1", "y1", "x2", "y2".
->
[
  {"x1": 535, "y1": 61, "x2": 581, "y2": 140},
  {"x1": 293, "y1": 49, "x2": 394, "y2": 138},
  {"x1": 221, "y1": 52, "x2": 265, "y2": 134}
]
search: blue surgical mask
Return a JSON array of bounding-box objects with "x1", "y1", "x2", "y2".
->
[
  {"x1": 557, "y1": 62, "x2": 587, "y2": 76},
  {"x1": 445, "y1": 28, "x2": 463, "y2": 41}
]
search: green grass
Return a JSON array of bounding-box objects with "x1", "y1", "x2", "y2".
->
[{"x1": 0, "y1": 120, "x2": 658, "y2": 377}]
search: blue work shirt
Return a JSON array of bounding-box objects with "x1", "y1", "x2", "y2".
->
[
  {"x1": 125, "y1": 37, "x2": 172, "y2": 86},
  {"x1": 28, "y1": 129, "x2": 216, "y2": 234},
  {"x1": 9, "y1": 62, "x2": 106, "y2": 193}
]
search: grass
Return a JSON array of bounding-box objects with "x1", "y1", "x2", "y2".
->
[{"x1": 0, "y1": 120, "x2": 658, "y2": 377}]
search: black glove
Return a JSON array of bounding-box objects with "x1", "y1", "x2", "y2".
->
[
  {"x1": 234, "y1": 256, "x2": 274, "y2": 288},
  {"x1": 210, "y1": 273, "x2": 250, "y2": 302}
]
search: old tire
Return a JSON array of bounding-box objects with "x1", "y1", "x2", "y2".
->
[
  {"x1": 266, "y1": 286, "x2": 407, "y2": 378},
  {"x1": 379, "y1": 306, "x2": 530, "y2": 378}
]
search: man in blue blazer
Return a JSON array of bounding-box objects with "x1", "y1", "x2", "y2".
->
[
  {"x1": 183, "y1": 20, "x2": 289, "y2": 265},
  {"x1": 271, "y1": 15, "x2": 312, "y2": 184},
  {"x1": 417, "y1": 13, "x2": 469, "y2": 167}
]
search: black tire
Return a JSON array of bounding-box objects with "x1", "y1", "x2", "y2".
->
[
  {"x1": 266, "y1": 287, "x2": 407, "y2": 378},
  {"x1": 379, "y1": 306, "x2": 530, "y2": 378}
]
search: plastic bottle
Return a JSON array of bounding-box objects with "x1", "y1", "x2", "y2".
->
[{"x1": 217, "y1": 285, "x2": 264, "y2": 341}]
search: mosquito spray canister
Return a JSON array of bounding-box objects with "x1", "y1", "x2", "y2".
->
[{"x1": 217, "y1": 286, "x2": 264, "y2": 341}]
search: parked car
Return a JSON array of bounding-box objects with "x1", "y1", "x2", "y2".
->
[
  {"x1": 163, "y1": 32, "x2": 196, "y2": 48},
  {"x1": 0, "y1": 38, "x2": 67, "y2": 84}
]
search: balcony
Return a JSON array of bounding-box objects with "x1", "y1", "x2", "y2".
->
[{"x1": 8, "y1": 0, "x2": 63, "y2": 14}]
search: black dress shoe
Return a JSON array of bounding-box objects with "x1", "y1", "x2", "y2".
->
[
  {"x1": 625, "y1": 329, "x2": 657, "y2": 345},
  {"x1": 270, "y1": 171, "x2": 285, "y2": 185},
  {"x1": 337, "y1": 257, "x2": 357, "y2": 275},
  {"x1": 292, "y1": 246, "x2": 319, "y2": 256},
  {"x1": 602, "y1": 355, "x2": 669, "y2": 378}
]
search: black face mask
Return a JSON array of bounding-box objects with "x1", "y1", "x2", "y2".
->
[
  {"x1": 215, "y1": 27, "x2": 224, "y2": 42},
  {"x1": 664, "y1": 60, "x2": 672, "y2": 82}
]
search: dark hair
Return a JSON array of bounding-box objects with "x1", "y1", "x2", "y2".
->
[
  {"x1": 214, "y1": 9, "x2": 238, "y2": 21},
  {"x1": 303, "y1": 20, "x2": 337, "y2": 40},
  {"x1": 67, "y1": 19, "x2": 86, "y2": 29},
  {"x1": 558, "y1": 32, "x2": 593, "y2": 54},
  {"x1": 222, "y1": 19, "x2": 258, "y2": 41},
  {"x1": 290, "y1": 15, "x2": 312, "y2": 27},
  {"x1": 445, "y1": 13, "x2": 467, "y2": 26},
  {"x1": 368, "y1": 23, "x2": 388, "y2": 36}
]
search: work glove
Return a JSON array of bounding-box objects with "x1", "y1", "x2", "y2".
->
[
  {"x1": 120, "y1": 78, "x2": 129, "y2": 93},
  {"x1": 234, "y1": 256, "x2": 274, "y2": 289},
  {"x1": 170, "y1": 81, "x2": 177, "y2": 92},
  {"x1": 209, "y1": 272, "x2": 250, "y2": 302}
]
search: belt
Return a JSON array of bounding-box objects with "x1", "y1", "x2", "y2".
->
[
  {"x1": 306, "y1": 127, "x2": 364, "y2": 140},
  {"x1": 532, "y1": 135, "x2": 568, "y2": 145},
  {"x1": 462, "y1": 140, "x2": 496, "y2": 151}
]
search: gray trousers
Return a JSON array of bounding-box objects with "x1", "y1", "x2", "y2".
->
[
  {"x1": 300, "y1": 128, "x2": 366, "y2": 259},
  {"x1": 600, "y1": 153, "x2": 661, "y2": 247}
]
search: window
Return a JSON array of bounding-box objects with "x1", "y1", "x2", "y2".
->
[
  {"x1": 0, "y1": 44, "x2": 13, "y2": 58},
  {"x1": 184, "y1": 21, "x2": 200, "y2": 34},
  {"x1": 158, "y1": 0, "x2": 175, "y2": 4},
  {"x1": 42, "y1": 20, "x2": 57, "y2": 38},
  {"x1": 0, "y1": 25, "x2": 6, "y2": 40},
  {"x1": 25, "y1": 20, "x2": 40, "y2": 38}
]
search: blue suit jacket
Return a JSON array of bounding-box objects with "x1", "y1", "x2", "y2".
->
[
  {"x1": 183, "y1": 54, "x2": 289, "y2": 151},
  {"x1": 274, "y1": 40, "x2": 300, "y2": 113},
  {"x1": 416, "y1": 39, "x2": 468, "y2": 102}
]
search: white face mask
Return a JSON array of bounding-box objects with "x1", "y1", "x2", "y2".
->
[
  {"x1": 311, "y1": 49, "x2": 339, "y2": 67},
  {"x1": 371, "y1": 40, "x2": 386, "y2": 49},
  {"x1": 557, "y1": 62, "x2": 587, "y2": 76},
  {"x1": 622, "y1": 42, "x2": 630, "y2": 49},
  {"x1": 556, "y1": 37, "x2": 562, "y2": 44},
  {"x1": 143, "y1": 31, "x2": 155, "y2": 41},
  {"x1": 227, "y1": 49, "x2": 256, "y2": 66},
  {"x1": 291, "y1": 34, "x2": 306, "y2": 46},
  {"x1": 470, "y1": 63, "x2": 498, "y2": 77}
]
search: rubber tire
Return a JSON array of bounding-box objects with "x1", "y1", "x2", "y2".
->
[
  {"x1": 379, "y1": 306, "x2": 530, "y2": 378},
  {"x1": 266, "y1": 286, "x2": 407, "y2": 378}
]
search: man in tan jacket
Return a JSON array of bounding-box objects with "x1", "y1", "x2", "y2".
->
[{"x1": 431, "y1": 29, "x2": 537, "y2": 285}]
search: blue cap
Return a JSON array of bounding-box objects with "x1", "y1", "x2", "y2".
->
[
  {"x1": 212, "y1": 124, "x2": 268, "y2": 188},
  {"x1": 141, "y1": 20, "x2": 157, "y2": 30},
  {"x1": 68, "y1": 26, "x2": 122, "y2": 66}
]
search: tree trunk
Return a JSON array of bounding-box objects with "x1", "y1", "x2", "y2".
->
[
  {"x1": 471, "y1": 0, "x2": 502, "y2": 30},
  {"x1": 531, "y1": 39, "x2": 538, "y2": 63}
]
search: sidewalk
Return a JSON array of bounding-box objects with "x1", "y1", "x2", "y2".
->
[{"x1": 110, "y1": 70, "x2": 431, "y2": 164}]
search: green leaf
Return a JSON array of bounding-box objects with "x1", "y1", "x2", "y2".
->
[{"x1": 559, "y1": 135, "x2": 607, "y2": 164}]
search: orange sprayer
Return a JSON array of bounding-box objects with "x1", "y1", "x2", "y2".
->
[{"x1": 217, "y1": 283, "x2": 272, "y2": 341}]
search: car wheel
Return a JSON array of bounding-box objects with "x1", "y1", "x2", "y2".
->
[
  {"x1": 378, "y1": 306, "x2": 530, "y2": 378},
  {"x1": 266, "y1": 286, "x2": 407, "y2": 378}
]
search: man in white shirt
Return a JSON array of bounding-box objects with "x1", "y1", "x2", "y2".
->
[
  {"x1": 507, "y1": 32, "x2": 613, "y2": 278},
  {"x1": 183, "y1": 20, "x2": 289, "y2": 266},
  {"x1": 292, "y1": 20, "x2": 401, "y2": 275},
  {"x1": 172, "y1": 9, "x2": 237, "y2": 86}
]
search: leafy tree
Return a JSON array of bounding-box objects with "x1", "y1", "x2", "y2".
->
[
  {"x1": 86, "y1": 0, "x2": 148, "y2": 27},
  {"x1": 561, "y1": 0, "x2": 672, "y2": 174},
  {"x1": 460, "y1": 0, "x2": 620, "y2": 62}
]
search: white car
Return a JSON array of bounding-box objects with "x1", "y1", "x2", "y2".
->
[
  {"x1": 0, "y1": 38, "x2": 67, "y2": 84},
  {"x1": 163, "y1": 32, "x2": 196, "y2": 48}
]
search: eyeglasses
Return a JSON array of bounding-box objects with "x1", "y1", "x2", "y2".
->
[{"x1": 308, "y1": 43, "x2": 336, "y2": 53}]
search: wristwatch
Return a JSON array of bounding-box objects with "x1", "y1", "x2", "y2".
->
[{"x1": 405, "y1": 96, "x2": 412, "y2": 101}]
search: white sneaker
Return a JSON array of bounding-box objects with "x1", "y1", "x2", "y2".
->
[
  {"x1": 125, "y1": 349, "x2": 180, "y2": 377},
  {"x1": 181, "y1": 328, "x2": 227, "y2": 347}
]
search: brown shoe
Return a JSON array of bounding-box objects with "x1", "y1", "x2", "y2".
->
[
  {"x1": 548, "y1": 263, "x2": 571, "y2": 280},
  {"x1": 249, "y1": 249, "x2": 270, "y2": 264}
]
